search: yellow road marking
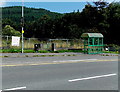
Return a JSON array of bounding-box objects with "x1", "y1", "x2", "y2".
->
[{"x1": 1, "y1": 59, "x2": 118, "y2": 67}]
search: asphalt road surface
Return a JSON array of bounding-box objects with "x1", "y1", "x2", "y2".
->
[{"x1": 2, "y1": 55, "x2": 118, "y2": 91}]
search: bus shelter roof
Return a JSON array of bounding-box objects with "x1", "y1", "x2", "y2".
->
[{"x1": 81, "y1": 33, "x2": 103, "y2": 38}]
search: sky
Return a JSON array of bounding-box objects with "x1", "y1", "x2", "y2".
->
[
  {"x1": 1, "y1": 0, "x2": 120, "y2": 13},
  {"x1": 2, "y1": 0, "x2": 120, "y2": 2},
  {"x1": 2, "y1": 2, "x2": 88, "y2": 13}
]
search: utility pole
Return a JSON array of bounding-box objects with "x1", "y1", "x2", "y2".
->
[{"x1": 21, "y1": 0, "x2": 24, "y2": 53}]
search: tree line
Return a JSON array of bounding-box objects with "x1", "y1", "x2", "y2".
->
[{"x1": 2, "y1": 1, "x2": 120, "y2": 45}]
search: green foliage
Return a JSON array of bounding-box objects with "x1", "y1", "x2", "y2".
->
[
  {"x1": 1, "y1": 49, "x2": 83, "y2": 53},
  {"x1": 2, "y1": 25, "x2": 21, "y2": 36},
  {"x1": 24, "y1": 50, "x2": 35, "y2": 53},
  {"x1": 38, "y1": 50, "x2": 50, "y2": 53},
  {"x1": 2, "y1": 6, "x2": 62, "y2": 23},
  {"x1": 2, "y1": 48, "x2": 21, "y2": 53},
  {"x1": 2, "y1": 2, "x2": 120, "y2": 45},
  {"x1": 105, "y1": 2, "x2": 120, "y2": 44},
  {"x1": 102, "y1": 51, "x2": 119, "y2": 54},
  {"x1": 54, "y1": 49, "x2": 84, "y2": 53}
]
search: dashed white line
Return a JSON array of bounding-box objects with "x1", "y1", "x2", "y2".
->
[
  {"x1": 2, "y1": 86, "x2": 26, "y2": 91},
  {"x1": 68, "y1": 73, "x2": 117, "y2": 82}
]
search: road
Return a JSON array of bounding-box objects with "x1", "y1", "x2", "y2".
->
[{"x1": 2, "y1": 55, "x2": 118, "y2": 91}]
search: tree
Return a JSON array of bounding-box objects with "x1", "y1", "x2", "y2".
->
[
  {"x1": 2, "y1": 25, "x2": 21, "y2": 36},
  {"x1": 2, "y1": 18, "x2": 15, "y2": 28},
  {"x1": 67, "y1": 24, "x2": 82, "y2": 39},
  {"x1": 105, "y1": 2, "x2": 120, "y2": 44}
]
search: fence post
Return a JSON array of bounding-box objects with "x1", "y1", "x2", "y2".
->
[{"x1": 7, "y1": 36, "x2": 9, "y2": 47}]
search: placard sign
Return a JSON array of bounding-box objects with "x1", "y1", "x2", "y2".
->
[{"x1": 11, "y1": 36, "x2": 20, "y2": 46}]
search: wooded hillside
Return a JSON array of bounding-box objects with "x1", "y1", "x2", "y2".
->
[
  {"x1": 2, "y1": 6, "x2": 62, "y2": 22},
  {"x1": 2, "y1": 1, "x2": 120, "y2": 45}
]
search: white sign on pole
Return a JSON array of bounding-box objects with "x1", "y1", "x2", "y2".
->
[{"x1": 11, "y1": 36, "x2": 20, "y2": 46}]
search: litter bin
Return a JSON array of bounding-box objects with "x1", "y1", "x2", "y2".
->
[
  {"x1": 34, "y1": 44, "x2": 41, "y2": 52},
  {"x1": 51, "y1": 43, "x2": 56, "y2": 51}
]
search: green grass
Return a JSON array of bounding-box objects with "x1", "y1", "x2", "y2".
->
[
  {"x1": 0, "y1": 49, "x2": 84, "y2": 53},
  {"x1": 102, "y1": 51, "x2": 119, "y2": 54},
  {"x1": 24, "y1": 50, "x2": 35, "y2": 53},
  {"x1": 1, "y1": 49, "x2": 21, "y2": 53},
  {"x1": 1, "y1": 49, "x2": 118, "y2": 54},
  {"x1": 54, "y1": 49, "x2": 84, "y2": 53}
]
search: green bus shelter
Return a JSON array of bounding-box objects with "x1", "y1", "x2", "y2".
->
[{"x1": 81, "y1": 33, "x2": 104, "y2": 54}]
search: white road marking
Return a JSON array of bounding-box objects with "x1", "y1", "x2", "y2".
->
[
  {"x1": 2, "y1": 86, "x2": 26, "y2": 91},
  {"x1": 68, "y1": 73, "x2": 117, "y2": 82},
  {"x1": 53, "y1": 59, "x2": 98, "y2": 62}
]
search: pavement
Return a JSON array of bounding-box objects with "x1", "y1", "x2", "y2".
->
[
  {"x1": 2, "y1": 58, "x2": 118, "y2": 90},
  {"x1": 1, "y1": 53, "x2": 119, "y2": 91},
  {"x1": 1, "y1": 53, "x2": 118, "y2": 67},
  {"x1": 1, "y1": 52, "x2": 119, "y2": 58}
]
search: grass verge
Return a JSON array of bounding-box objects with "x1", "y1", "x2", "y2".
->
[
  {"x1": 0, "y1": 49, "x2": 118, "y2": 54},
  {"x1": 0, "y1": 49, "x2": 84, "y2": 53}
]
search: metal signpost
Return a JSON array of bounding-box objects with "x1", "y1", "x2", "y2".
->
[{"x1": 21, "y1": 0, "x2": 24, "y2": 53}]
